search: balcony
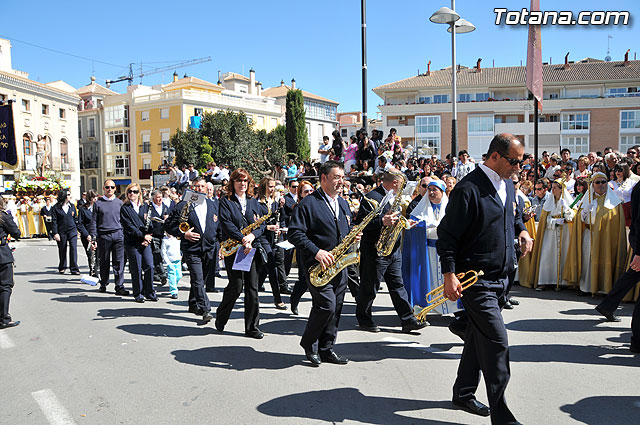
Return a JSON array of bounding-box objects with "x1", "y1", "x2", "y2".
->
[{"x1": 494, "y1": 121, "x2": 560, "y2": 135}]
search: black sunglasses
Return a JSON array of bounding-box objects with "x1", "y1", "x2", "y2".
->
[
  {"x1": 421, "y1": 184, "x2": 429, "y2": 188},
  {"x1": 104, "y1": 185, "x2": 115, "y2": 189},
  {"x1": 127, "y1": 189, "x2": 139, "y2": 194},
  {"x1": 500, "y1": 153, "x2": 524, "y2": 167},
  {"x1": 593, "y1": 180, "x2": 608, "y2": 185}
]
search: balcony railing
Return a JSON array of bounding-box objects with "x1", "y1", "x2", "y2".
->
[{"x1": 133, "y1": 89, "x2": 283, "y2": 114}]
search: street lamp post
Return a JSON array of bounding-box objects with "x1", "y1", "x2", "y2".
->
[{"x1": 430, "y1": 1, "x2": 475, "y2": 160}]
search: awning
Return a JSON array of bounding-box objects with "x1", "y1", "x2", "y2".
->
[{"x1": 113, "y1": 179, "x2": 131, "y2": 185}]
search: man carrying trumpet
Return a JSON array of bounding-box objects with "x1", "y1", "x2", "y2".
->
[{"x1": 437, "y1": 134, "x2": 533, "y2": 424}]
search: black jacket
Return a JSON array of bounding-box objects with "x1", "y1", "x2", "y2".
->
[
  {"x1": 120, "y1": 202, "x2": 151, "y2": 246},
  {"x1": 282, "y1": 193, "x2": 296, "y2": 226},
  {"x1": 255, "y1": 200, "x2": 285, "y2": 254},
  {"x1": 288, "y1": 189, "x2": 352, "y2": 269},
  {"x1": 51, "y1": 203, "x2": 79, "y2": 236},
  {"x1": 436, "y1": 167, "x2": 525, "y2": 287},
  {"x1": 149, "y1": 202, "x2": 169, "y2": 239},
  {"x1": 77, "y1": 207, "x2": 93, "y2": 239},
  {"x1": 406, "y1": 194, "x2": 423, "y2": 217},
  {"x1": 164, "y1": 198, "x2": 220, "y2": 254},
  {"x1": 629, "y1": 182, "x2": 640, "y2": 256},
  {"x1": 354, "y1": 185, "x2": 398, "y2": 255},
  {"x1": 0, "y1": 211, "x2": 20, "y2": 265},
  {"x1": 218, "y1": 196, "x2": 265, "y2": 243}
]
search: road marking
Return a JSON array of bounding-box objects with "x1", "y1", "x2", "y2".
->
[
  {"x1": 383, "y1": 336, "x2": 460, "y2": 359},
  {"x1": 0, "y1": 332, "x2": 15, "y2": 349},
  {"x1": 31, "y1": 389, "x2": 76, "y2": 425}
]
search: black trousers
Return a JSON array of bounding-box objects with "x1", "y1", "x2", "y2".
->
[
  {"x1": 290, "y1": 250, "x2": 309, "y2": 310},
  {"x1": 258, "y1": 248, "x2": 283, "y2": 304},
  {"x1": 356, "y1": 249, "x2": 415, "y2": 327},
  {"x1": 57, "y1": 231, "x2": 79, "y2": 273},
  {"x1": 203, "y1": 248, "x2": 217, "y2": 292},
  {"x1": 125, "y1": 243, "x2": 155, "y2": 299},
  {"x1": 151, "y1": 237, "x2": 167, "y2": 283},
  {"x1": 0, "y1": 263, "x2": 14, "y2": 325},
  {"x1": 81, "y1": 236, "x2": 98, "y2": 277},
  {"x1": 213, "y1": 241, "x2": 221, "y2": 274},
  {"x1": 284, "y1": 247, "x2": 294, "y2": 276},
  {"x1": 300, "y1": 268, "x2": 347, "y2": 354},
  {"x1": 217, "y1": 254, "x2": 259, "y2": 332},
  {"x1": 44, "y1": 220, "x2": 53, "y2": 240},
  {"x1": 97, "y1": 230, "x2": 125, "y2": 290},
  {"x1": 273, "y1": 245, "x2": 288, "y2": 291},
  {"x1": 184, "y1": 252, "x2": 211, "y2": 313},
  {"x1": 454, "y1": 284, "x2": 517, "y2": 425},
  {"x1": 597, "y1": 266, "x2": 640, "y2": 348}
]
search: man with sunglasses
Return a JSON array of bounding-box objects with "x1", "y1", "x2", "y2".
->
[
  {"x1": 437, "y1": 133, "x2": 533, "y2": 424},
  {"x1": 530, "y1": 179, "x2": 550, "y2": 222},
  {"x1": 407, "y1": 176, "x2": 431, "y2": 216},
  {"x1": 90, "y1": 180, "x2": 129, "y2": 296}
]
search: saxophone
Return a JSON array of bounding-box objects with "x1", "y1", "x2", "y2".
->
[
  {"x1": 178, "y1": 200, "x2": 193, "y2": 233},
  {"x1": 220, "y1": 208, "x2": 273, "y2": 257},
  {"x1": 309, "y1": 196, "x2": 383, "y2": 288},
  {"x1": 375, "y1": 175, "x2": 410, "y2": 257},
  {"x1": 144, "y1": 201, "x2": 153, "y2": 233}
]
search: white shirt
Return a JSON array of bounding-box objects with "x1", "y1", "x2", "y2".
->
[
  {"x1": 322, "y1": 192, "x2": 340, "y2": 220},
  {"x1": 132, "y1": 201, "x2": 140, "y2": 215},
  {"x1": 194, "y1": 199, "x2": 207, "y2": 232},
  {"x1": 478, "y1": 163, "x2": 507, "y2": 206},
  {"x1": 218, "y1": 168, "x2": 230, "y2": 181},
  {"x1": 162, "y1": 197, "x2": 172, "y2": 208},
  {"x1": 62, "y1": 203, "x2": 70, "y2": 214},
  {"x1": 153, "y1": 202, "x2": 164, "y2": 217},
  {"x1": 235, "y1": 194, "x2": 247, "y2": 215}
]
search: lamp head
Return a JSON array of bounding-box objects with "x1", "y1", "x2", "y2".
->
[
  {"x1": 430, "y1": 7, "x2": 460, "y2": 24},
  {"x1": 447, "y1": 18, "x2": 476, "y2": 33}
]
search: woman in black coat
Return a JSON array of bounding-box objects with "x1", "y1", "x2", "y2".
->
[
  {"x1": 0, "y1": 196, "x2": 21, "y2": 329},
  {"x1": 288, "y1": 181, "x2": 315, "y2": 315},
  {"x1": 77, "y1": 189, "x2": 99, "y2": 277},
  {"x1": 121, "y1": 183, "x2": 156, "y2": 303},
  {"x1": 51, "y1": 189, "x2": 80, "y2": 274}
]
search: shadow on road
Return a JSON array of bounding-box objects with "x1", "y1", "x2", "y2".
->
[
  {"x1": 511, "y1": 344, "x2": 638, "y2": 366},
  {"x1": 172, "y1": 346, "x2": 300, "y2": 370},
  {"x1": 507, "y1": 318, "x2": 625, "y2": 332},
  {"x1": 257, "y1": 388, "x2": 461, "y2": 425},
  {"x1": 558, "y1": 307, "x2": 634, "y2": 318},
  {"x1": 560, "y1": 395, "x2": 640, "y2": 425},
  {"x1": 118, "y1": 323, "x2": 216, "y2": 338},
  {"x1": 96, "y1": 307, "x2": 198, "y2": 323}
]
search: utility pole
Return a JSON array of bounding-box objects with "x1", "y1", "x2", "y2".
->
[{"x1": 361, "y1": 0, "x2": 368, "y2": 134}]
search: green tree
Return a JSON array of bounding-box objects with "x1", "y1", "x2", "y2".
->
[
  {"x1": 170, "y1": 127, "x2": 202, "y2": 167},
  {"x1": 199, "y1": 135, "x2": 214, "y2": 173},
  {"x1": 285, "y1": 89, "x2": 309, "y2": 160}
]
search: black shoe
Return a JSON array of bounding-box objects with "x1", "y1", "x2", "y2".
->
[
  {"x1": 58, "y1": 270, "x2": 65, "y2": 274},
  {"x1": 98, "y1": 285, "x2": 107, "y2": 293},
  {"x1": 452, "y1": 398, "x2": 490, "y2": 417},
  {"x1": 448, "y1": 322, "x2": 466, "y2": 341},
  {"x1": 402, "y1": 321, "x2": 429, "y2": 333},
  {"x1": 171, "y1": 293, "x2": 178, "y2": 299},
  {"x1": 134, "y1": 296, "x2": 145, "y2": 303},
  {"x1": 508, "y1": 297, "x2": 520, "y2": 306},
  {"x1": 0, "y1": 320, "x2": 20, "y2": 329},
  {"x1": 291, "y1": 305, "x2": 299, "y2": 315},
  {"x1": 503, "y1": 301, "x2": 514, "y2": 310},
  {"x1": 214, "y1": 319, "x2": 224, "y2": 332},
  {"x1": 146, "y1": 293, "x2": 158, "y2": 302},
  {"x1": 70, "y1": 271, "x2": 81, "y2": 276},
  {"x1": 280, "y1": 286, "x2": 292, "y2": 295},
  {"x1": 245, "y1": 329, "x2": 264, "y2": 339},
  {"x1": 320, "y1": 351, "x2": 349, "y2": 365},
  {"x1": 214, "y1": 273, "x2": 222, "y2": 278},
  {"x1": 595, "y1": 306, "x2": 621, "y2": 322},
  {"x1": 158, "y1": 279, "x2": 167, "y2": 286},
  {"x1": 202, "y1": 311, "x2": 213, "y2": 325},
  {"x1": 357, "y1": 323, "x2": 380, "y2": 333},
  {"x1": 115, "y1": 288, "x2": 130, "y2": 296},
  {"x1": 305, "y1": 349, "x2": 321, "y2": 367},
  {"x1": 189, "y1": 307, "x2": 204, "y2": 316}
]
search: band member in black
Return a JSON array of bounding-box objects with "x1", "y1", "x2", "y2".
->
[
  {"x1": 216, "y1": 169, "x2": 265, "y2": 338},
  {"x1": 165, "y1": 177, "x2": 220, "y2": 323},
  {"x1": 355, "y1": 169, "x2": 427, "y2": 333},
  {"x1": 149, "y1": 190, "x2": 169, "y2": 286},
  {"x1": 289, "y1": 161, "x2": 355, "y2": 366},
  {"x1": 289, "y1": 180, "x2": 315, "y2": 315},
  {"x1": 438, "y1": 134, "x2": 532, "y2": 424},
  {"x1": 121, "y1": 183, "x2": 156, "y2": 303},
  {"x1": 41, "y1": 196, "x2": 54, "y2": 240},
  {"x1": 0, "y1": 196, "x2": 21, "y2": 329},
  {"x1": 282, "y1": 179, "x2": 298, "y2": 278},
  {"x1": 77, "y1": 190, "x2": 99, "y2": 277},
  {"x1": 51, "y1": 189, "x2": 80, "y2": 275}
]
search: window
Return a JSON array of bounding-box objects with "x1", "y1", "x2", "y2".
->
[
  {"x1": 304, "y1": 101, "x2": 337, "y2": 121},
  {"x1": 60, "y1": 138, "x2": 68, "y2": 165},
  {"x1": 90, "y1": 177, "x2": 97, "y2": 190},
  {"x1": 59, "y1": 108, "x2": 66, "y2": 119},
  {"x1": 458, "y1": 93, "x2": 473, "y2": 103},
  {"x1": 143, "y1": 159, "x2": 151, "y2": 170},
  {"x1": 257, "y1": 116, "x2": 264, "y2": 126},
  {"x1": 41, "y1": 104, "x2": 49, "y2": 115},
  {"x1": 418, "y1": 96, "x2": 431, "y2": 104},
  {"x1": 415, "y1": 116, "x2": 441, "y2": 156},
  {"x1": 106, "y1": 130, "x2": 129, "y2": 152},
  {"x1": 0, "y1": 93, "x2": 7, "y2": 102},
  {"x1": 621, "y1": 135, "x2": 640, "y2": 153},
  {"x1": 88, "y1": 118, "x2": 96, "y2": 137},
  {"x1": 160, "y1": 108, "x2": 169, "y2": 119},
  {"x1": 475, "y1": 93, "x2": 489, "y2": 102},
  {"x1": 318, "y1": 124, "x2": 324, "y2": 140},
  {"x1": 561, "y1": 113, "x2": 589, "y2": 131},
  {"x1": 549, "y1": 93, "x2": 559, "y2": 99},
  {"x1": 141, "y1": 111, "x2": 150, "y2": 122},
  {"x1": 78, "y1": 120, "x2": 82, "y2": 138},
  {"x1": 23, "y1": 134, "x2": 32, "y2": 157},
  {"x1": 621, "y1": 110, "x2": 640, "y2": 129},
  {"x1": 104, "y1": 105, "x2": 129, "y2": 128},
  {"x1": 562, "y1": 136, "x2": 589, "y2": 155},
  {"x1": 468, "y1": 115, "x2": 494, "y2": 133},
  {"x1": 433, "y1": 94, "x2": 449, "y2": 104},
  {"x1": 141, "y1": 133, "x2": 151, "y2": 153},
  {"x1": 22, "y1": 99, "x2": 30, "y2": 112},
  {"x1": 247, "y1": 115, "x2": 253, "y2": 125},
  {"x1": 607, "y1": 87, "x2": 640, "y2": 98},
  {"x1": 194, "y1": 107, "x2": 203, "y2": 116},
  {"x1": 238, "y1": 85, "x2": 248, "y2": 94},
  {"x1": 161, "y1": 132, "x2": 170, "y2": 150},
  {"x1": 341, "y1": 128, "x2": 348, "y2": 137},
  {"x1": 271, "y1": 118, "x2": 278, "y2": 128}
]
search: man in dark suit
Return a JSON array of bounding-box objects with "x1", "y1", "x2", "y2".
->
[
  {"x1": 355, "y1": 169, "x2": 427, "y2": 333},
  {"x1": 41, "y1": 196, "x2": 54, "y2": 240},
  {"x1": 165, "y1": 177, "x2": 219, "y2": 324},
  {"x1": 595, "y1": 181, "x2": 640, "y2": 353},
  {"x1": 437, "y1": 134, "x2": 532, "y2": 424},
  {"x1": 149, "y1": 190, "x2": 169, "y2": 286},
  {"x1": 0, "y1": 198, "x2": 21, "y2": 329},
  {"x1": 289, "y1": 161, "x2": 354, "y2": 367},
  {"x1": 282, "y1": 179, "x2": 298, "y2": 278}
]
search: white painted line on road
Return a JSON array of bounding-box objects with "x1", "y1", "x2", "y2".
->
[
  {"x1": 31, "y1": 389, "x2": 76, "y2": 425},
  {"x1": 0, "y1": 332, "x2": 15, "y2": 349},
  {"x1": 383, "y1": 336, "x2": 460, "y2": 359}
]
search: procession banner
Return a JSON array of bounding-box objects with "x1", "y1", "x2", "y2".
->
[{"x1": 0, "y1": 103, "x2": 18, "y2": 167}]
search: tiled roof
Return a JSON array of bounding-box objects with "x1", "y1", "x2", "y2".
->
[
  {"x1": 163, "y1": 76, "x2": 223, "y2": 91},
  {"x1": 75, "y1": 81, "x2": 117, "y2": 96},
  {"x1": 373, "y1": 60, "x2": 640, "y2": 92},
  {"x1": 223, "y1": 72, "x2": 250, "y2": 82},
  {"x1": 262, "y1": 85, "x2": 339, "y2": 105}
]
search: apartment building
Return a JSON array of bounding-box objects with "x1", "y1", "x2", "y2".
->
[{"x1": 374, "y1": 56, "x2": 640, "y2": 159}]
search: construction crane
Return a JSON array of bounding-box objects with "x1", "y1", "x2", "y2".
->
[{"x1": 105, "y1": 56, "x2": 212, "y2": 87}]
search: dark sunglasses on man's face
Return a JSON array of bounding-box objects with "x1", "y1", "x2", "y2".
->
[
  {"x1": 127, "y1": 189, "x2": 139, "y2": 194},
  {"x1": 593, "y1": 180, "x2": 608, "y2": 185},
  {"x1": 104, "y1": 185, "x2": 115, "y2": 189},
  {"x1": 421, "y1": 184, "x2": 429, "y2": 188},
  {"x1": 628, "y1": 151, "x2": 637, "y2": 155},
  {"x1": 501, "y1": 154, "x2": 524, "y2": 167}
]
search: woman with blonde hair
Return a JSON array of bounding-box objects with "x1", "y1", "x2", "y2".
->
[
  {"x1": 120, "y1": 182, "x2": 156, "y2": 302},
  {"x1": 445, "y1": 176, "x2": 457, "y2": 197}
]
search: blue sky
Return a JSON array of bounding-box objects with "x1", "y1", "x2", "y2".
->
[{"x1": 2, "y1": 1, "x2": 638, "y2": 115}]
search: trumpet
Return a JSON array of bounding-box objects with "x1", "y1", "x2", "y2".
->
[{"x1": 415, "y1": 270, "x2": 484, "y2": 322}]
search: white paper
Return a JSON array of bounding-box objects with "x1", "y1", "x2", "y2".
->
[
  {"x1": 81, "y1": 275, "x2": 99, "y2": 286},
  {"x1": 182, "y1": 189, "x2": 206, "y2": 206},
  {"x1": 403, "y1": 181, "x2": 418, "y2": 196},
  {"x1": 276, "y1": 240, "x2": 295, "y2": 250},
  {"x1": 232, "y1": 248, "x2": 256, "y2": 271}
]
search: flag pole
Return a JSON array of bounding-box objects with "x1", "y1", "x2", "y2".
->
[{"x1": 534, "y1": 96, "x2": 539, "y2": 181}]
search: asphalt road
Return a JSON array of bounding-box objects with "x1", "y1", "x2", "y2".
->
[{"x1": 1, "y1": 239, "x2": 638, "y2": 425}]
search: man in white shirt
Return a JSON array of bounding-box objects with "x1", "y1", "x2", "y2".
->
[
  {"x1": 318, "y1": 136, "x2": 331, "y2": 163},
  {"x1": 455, "y1": 150, "x2": 475, "y2": 181}
]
